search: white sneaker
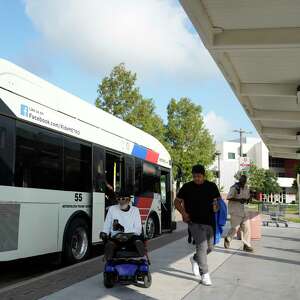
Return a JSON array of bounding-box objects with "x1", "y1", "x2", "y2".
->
[
  {"x1": 201, "y1": 273, "x2": 212, "y2": 286},
  {"x1": 190, "y1": 257, "x2": 200, "y2": 278}
]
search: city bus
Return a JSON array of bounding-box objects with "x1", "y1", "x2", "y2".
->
[{"x1": 0, "y1": 59, "x2": 176, "y2": 264}]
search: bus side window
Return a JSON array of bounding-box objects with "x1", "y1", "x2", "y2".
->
[
  {"x1": 64, "y1": 137, "x2": 92, "y2": 192},
  {"x1": 141, "y1": 162, "x2": 161, "y2": 196},
  {"x1": 15, "y1": 121, "x2": 63, "y2": 190},
  {"x1": 0, "y1": 115, "x2": 15, "y2": 186}
]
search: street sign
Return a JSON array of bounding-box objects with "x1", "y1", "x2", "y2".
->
[{"x1": 239, "y1": 157, "x2": 251, "y2": 170}]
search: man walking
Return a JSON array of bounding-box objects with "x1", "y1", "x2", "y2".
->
[
  {"x1": 224, "y1": 175, "x2": 254, "y2": 252},
  {"x1": 175, "y1": 164, "x2": 220, "y2": 286}
]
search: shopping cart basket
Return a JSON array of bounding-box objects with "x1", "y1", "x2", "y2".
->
[{"x1": 260, "y1": 203, "x2": 288, "y2": 227}]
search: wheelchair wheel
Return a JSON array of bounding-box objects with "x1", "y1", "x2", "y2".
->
[
  {"x1": 103, "y1": 273, "x2": 115, "y2": 288},
  {"x1": 143, "y1": 272, "x2": 152, "y2": 288}
]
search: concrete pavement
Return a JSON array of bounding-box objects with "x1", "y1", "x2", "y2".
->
[
  {"x1": 41, "y1": 234, "x2": 241, "y2": 300},
  {"x1": 184, "y1": 224, "x2": 300, "y2": 300},
  {"x1": 41, "y1": 224, "x2": 300, "y2": 300}
]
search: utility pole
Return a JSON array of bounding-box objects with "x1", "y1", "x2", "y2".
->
[{"x1": 233, "y1": 128, "x2": 252, "y2": 157}]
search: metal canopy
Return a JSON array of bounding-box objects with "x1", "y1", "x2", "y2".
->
[{"x1": 181, "y1": 0, "x2": 300, "y2": 159}]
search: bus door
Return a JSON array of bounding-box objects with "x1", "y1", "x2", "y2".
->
[
  {"x1": 92, "y1": 146, "x2": 106, "y2": 243},
  {"x1": 160, "y1": 169, "x2": 172, "y2": 231},
  {"x1": 124, "y1": 156, "x2": 135, "y2": 201},
  {"x1": 105, "y1": 151, "x2": 124, "y2": 206}
]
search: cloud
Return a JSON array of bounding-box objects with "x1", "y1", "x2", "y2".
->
[
  {"x1": 204, "y1": 111, "x2": 232, "y2": 142},
  {"x1": 16, "y1": 40, "x2": 52, "y2": 77},
  {"x1": 23, "y1": 0, "x2": 218, "y2": 81}
]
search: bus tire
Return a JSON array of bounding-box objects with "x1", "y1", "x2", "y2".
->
[
  {"x1": 145, "y1": 214, "x2": 158, "y2": 240},
  {"x1": 63, "y1": 217, "x2": 90, "y2": 264}
]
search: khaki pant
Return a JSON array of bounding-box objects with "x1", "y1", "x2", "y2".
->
[{"x1": 226, "y1": 214, "x2": 251, "y2": 247}]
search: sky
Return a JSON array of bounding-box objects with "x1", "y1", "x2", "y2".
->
[{"x1": 0, "y1": 0, "x2": 257, "y2": 142}]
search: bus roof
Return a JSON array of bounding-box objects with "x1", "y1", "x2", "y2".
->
[{"x1": 0, "y1": 59, "x2": 171, "y2": 168}]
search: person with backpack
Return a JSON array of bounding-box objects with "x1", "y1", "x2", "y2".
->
[
  {"x1": 175, "y1": 164, "x2": 220, "y2": 286},
  {"x1": 224, "y1": 175, "x2": 254, "y2": 252}
]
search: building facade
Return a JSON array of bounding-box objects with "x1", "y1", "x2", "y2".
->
[{"x1": 213, "y1": 137, "x2": 297, "y2": 203}]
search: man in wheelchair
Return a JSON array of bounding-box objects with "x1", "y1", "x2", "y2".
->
[{"x1": 100, "y1": 193, "x2": 145, "y2": 261}]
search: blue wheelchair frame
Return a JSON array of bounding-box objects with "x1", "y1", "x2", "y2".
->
[{"x1": 103, "y1": 233, "x2": 152, "y2": 288}]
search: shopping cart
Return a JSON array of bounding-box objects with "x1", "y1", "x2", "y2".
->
[{"x1": 260, "y1": 202, "x2": 289, "y2": 227}]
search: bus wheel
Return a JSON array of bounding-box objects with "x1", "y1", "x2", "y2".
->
[
  {"x1": 146, "y1": 215, "x2": 156, "y2": 240},
  {"x1": 64, "y1": 218, "x2": 90, "y2": 264}
]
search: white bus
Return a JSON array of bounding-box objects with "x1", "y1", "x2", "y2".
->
[{"x1": 0, "y1": 59, "x2": 176, "y2": 264}]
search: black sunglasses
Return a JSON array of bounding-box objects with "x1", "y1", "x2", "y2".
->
[{"x1": 118, "y1": 197, "x2": 130, "y2": 201}]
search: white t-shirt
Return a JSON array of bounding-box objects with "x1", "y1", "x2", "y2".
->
[{"x1": 103, "y1": 205, "x2": 142, "y2": 236}]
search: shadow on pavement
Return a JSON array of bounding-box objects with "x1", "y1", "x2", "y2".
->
[
  {"x1": 213, "y1": 248, "x2": 300, "y2": 266},
  {"x1": 264, "y1": 246, "x2": 300, "y2": 254},
  {"x1": 262, "y1": 234, "x2": 300, "y2": 242}
]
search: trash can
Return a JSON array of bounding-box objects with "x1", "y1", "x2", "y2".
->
[
  {"x1": 248, "y1": 211, "x2": 262, "y2": 240},
  {"x1": 236, "y1": 211, "x2": 262, "y2": 240}
]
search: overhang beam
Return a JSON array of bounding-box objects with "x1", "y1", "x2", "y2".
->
[
  {"x1": 271, "y1": 152, "x2": 300, "y2": 159},
  {"x1": 213, "y1": 27, "x2": 300, "y2": 51},
  {"x1": 262, "y1": 127, "x2": 299, "y2": 137},
  {"x1": 267, "y1": 139, "x2": 300, "y2": 148},
  {"x1": 269, "y1": 147, "x2": 299, "y2": 154},
  {"x1": 252, "y1": 110, "x2": 300, "y2": 122},
  {"x1": 241, "y1": 83, "x2": 297, "y2": 98}
]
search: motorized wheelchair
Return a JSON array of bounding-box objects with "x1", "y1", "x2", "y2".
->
[{"x1": 101, "y1": 232, "x2": 152, "y2": 288}]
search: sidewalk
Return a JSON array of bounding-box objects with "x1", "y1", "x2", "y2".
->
[
  {"x1": 41, "y1": 233, "x2": 241, "y2": 300},
  {"x1": 42, "y1": 225, "x2": 300, "y2": 300},
  {"x1": 185, "y1": 224, "x2": 300, "y2": 300}
]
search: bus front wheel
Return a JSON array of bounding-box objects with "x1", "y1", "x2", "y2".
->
[{"x1": 64, "y1": 217, "x2": 90, "y2": 264}]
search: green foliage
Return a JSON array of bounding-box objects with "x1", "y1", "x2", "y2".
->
[
  {"x1": 263, "y1": 169, "x2": 282, "y2": 194},
  {"x1": 205, "y1": 170, "x2": 217, "y2": 183},
  {"x1": 165, "y1": 98, "x2": 215, "y2": 182},
  {"x1": 125, "y1": 98, "x2": 166, "y2": 143},
  {"x1": 96, "y1": 63, "x2": 140, "y2": 118},
  {"x1": 235, "y1": 164, "x2": 281, "y2": 194},
  {"x1": 292, "y1": 163, "x2": 300, "y2": 191},
  {"x1": 295, "y1": 163, "x2": 300, "y2": 175},
  {"x1": 96, "y1": 64, "x2": 216, "y2": 183},
  {"x1": 95, "y1": 63, "x2": 165, "y2": 143}
]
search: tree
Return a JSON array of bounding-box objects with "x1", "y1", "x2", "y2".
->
[
  {"x1": 235, "y1": 165, "x2": 281, "y2": 194},
  {"x1": 292, "y1": 163, "x2": 300, "y2": 191},
  {"x1": 95, "y1": 63, "x2": 165, "y2": 142},
  {"x1": 125, "y1": 98, "x2": 166, "y2": 143},
  {"x1": 263, "y1": 169, "x2": 282, "y2": 194},
  {"x1": 95, "y1": 63, "x2": 140, "y2": 118},
  {"x1": 166, "y1": 98, "x2": 215, "y2": 182}
]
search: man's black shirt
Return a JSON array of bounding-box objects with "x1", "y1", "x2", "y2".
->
[{"x1": 177, "y1": 180, "x2": 220, "y2": 225}]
